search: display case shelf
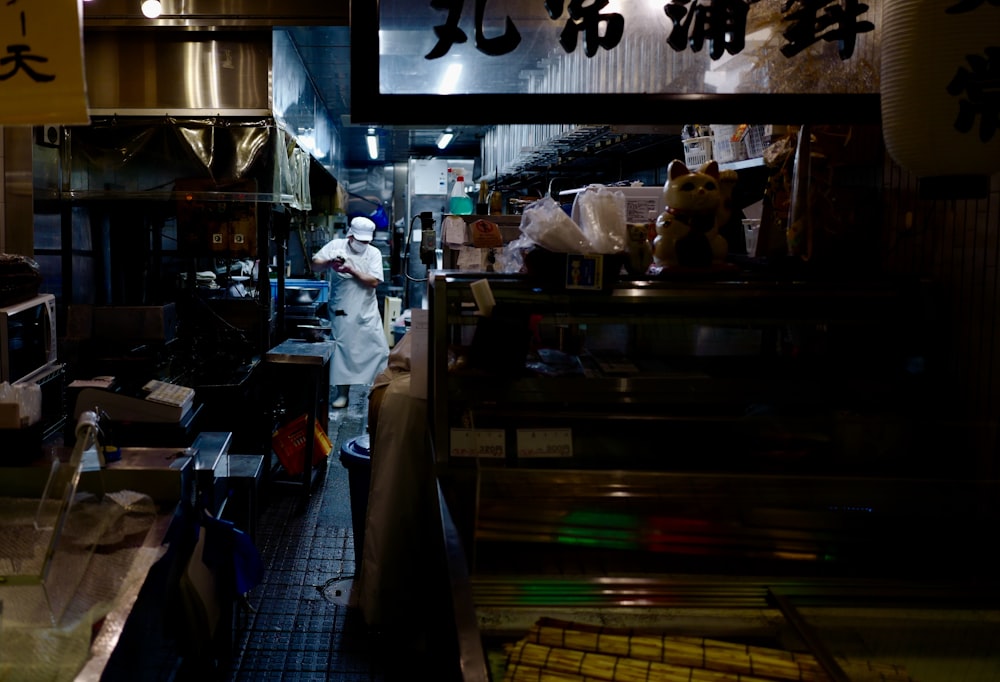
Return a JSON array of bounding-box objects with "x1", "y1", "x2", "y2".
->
[{"x1": 429, "y1": 271, "x2": 934, "y2": 473}]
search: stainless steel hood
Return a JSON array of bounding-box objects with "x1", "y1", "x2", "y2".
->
[
  {"x1": 79, "y1": 25, "x2": 342, "y2": 195},
  {"x1": 85, "y1": 30, "x2": 271, "y2": 117},
  {"x1": 82, "y1": 0, "x2": 347, "y2": 29}
]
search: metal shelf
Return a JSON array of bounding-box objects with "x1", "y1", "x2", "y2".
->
[
  {"x1": 719, "y1": 156, "x2": 767, "y2": 172},
  {"x1": 429, "y1": 272, "x2": 930, "y2": 473},
  {"x1": 480, "y1": 126, "x2": 683, "y2": 191}
]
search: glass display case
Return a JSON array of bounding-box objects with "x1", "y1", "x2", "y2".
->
[{"x1": 426, "y1": 271, "x2": 1000, "y2": 682}]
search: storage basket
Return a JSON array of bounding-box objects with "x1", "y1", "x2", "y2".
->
[
  {"x1": 710, "y1": 125, "x2": 748, "y2": 164},
  {"x1": 272, "y1": 413, "x2": 332, "y2": 476},
  {"x1": 744, "y1": 125, "x2": 770, "y2": 158},
  {"x1": 682, "y1": 136, "x2": 712, "y2": 167}
]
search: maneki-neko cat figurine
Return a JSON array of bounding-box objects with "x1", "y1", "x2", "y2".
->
[{"x1": 652, "y1": 159, "x2": 735, "y2": 270}]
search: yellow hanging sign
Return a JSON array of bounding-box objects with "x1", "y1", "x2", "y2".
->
[{"x1": 0, "y1": 0, "x2": 89, "y2": 125}]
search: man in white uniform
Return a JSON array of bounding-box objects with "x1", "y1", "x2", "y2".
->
[{"x1": 311, "y1": 217, "x2": 390, "y2": 408}]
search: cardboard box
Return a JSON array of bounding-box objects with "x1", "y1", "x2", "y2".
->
[
  {"x1": 0, "y1": 382, "x2": 42, "y2": 428},
  {"x1": 0, "y1": 402, "x2": 26, "y2": 428},
  {"x1": 92, "y1": 304, "x2": 177, "y2": 342},
  {"x1": 564, "y1": 185, "x2": 666, "y2": 224}
]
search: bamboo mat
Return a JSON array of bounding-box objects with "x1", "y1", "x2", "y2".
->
[{"x1": 501, "y1": 618, "x2": 917, "y2": 682}]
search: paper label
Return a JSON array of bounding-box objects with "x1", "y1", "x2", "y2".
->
[
  {"x1": 516, "y1": 429, "x2": 573, "y2": 458},
  {"x1": 450, "y1": 428, "x2": 506, "y2": 458},
  {"x1": 443, "y1": 215, "x2": 468, "y2": 246}
]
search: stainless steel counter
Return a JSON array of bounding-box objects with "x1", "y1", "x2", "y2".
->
[{"x1": 264, "y1": 338, "x2": 336, "y2": 367}]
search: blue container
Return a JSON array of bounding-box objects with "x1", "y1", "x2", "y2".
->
[
  {"x1": 271, "y1": 278, "x2": 330, "y2": 306},
  {"x1": 339, "y1": 434, "x2": 371, "y2": 559}
]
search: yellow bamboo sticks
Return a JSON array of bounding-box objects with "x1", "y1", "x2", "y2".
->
[
  {"x1": 504, "y1": 640, "x2": 786, "y2": 682},
  {"x1": 501, "y1": 618, "x2": 918, "y2": 682},
  {"x1": 525, "y1": 618, "x2": 826, "y2": 681}
]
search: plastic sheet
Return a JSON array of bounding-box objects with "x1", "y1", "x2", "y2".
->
[
  {"x1": 570, "y1": 185, "x2": 628, "y2": 254},
  {"x1": 519, "y1": 196, "x2": 590, "y2": 254},
  {"x1": 0, "y1": 491, "x2": 161, "y2": 680},
  {"x1": 500, "y1": 190, "x2": 629, "y2": 275}
]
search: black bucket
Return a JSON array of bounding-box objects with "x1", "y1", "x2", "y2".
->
[{"x1": 339, "y1": 434, "x2": 371, "y2": 559}]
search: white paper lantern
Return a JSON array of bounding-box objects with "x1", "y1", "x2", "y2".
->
[{"x1": 881, "y1": 0, "x2": 1000, "y2": 180}]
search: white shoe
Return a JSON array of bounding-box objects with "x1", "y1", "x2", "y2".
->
[{"x1": 332, "y1": 385, "x2": 349, "y2": 408}]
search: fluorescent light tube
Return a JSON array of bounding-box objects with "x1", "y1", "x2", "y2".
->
[
  {"x1": 436, "y1": 130, "x2": 454, "y2": 150},
  {"x1": 366, "y1": 128, "x2": 378, "y2": 160}
]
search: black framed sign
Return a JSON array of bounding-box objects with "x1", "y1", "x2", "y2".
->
[{"x1": 351, "y1": 0, "x2": 883, "y2": 125}]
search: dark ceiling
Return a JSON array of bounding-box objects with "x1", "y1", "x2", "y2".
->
[{"x1": 284, "y1": 25, "x2": 488, "y2": 170}]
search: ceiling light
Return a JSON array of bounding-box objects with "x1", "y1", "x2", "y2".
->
[
  {"x1": 436, "y1": 129, "x2": 455, "y2": 150},
  {"x1": 141, "y1": 0, "x2": 162, "y2": 18},
  {"x1": 366, "y1": 128, "x2": 379, "y2": 160}
]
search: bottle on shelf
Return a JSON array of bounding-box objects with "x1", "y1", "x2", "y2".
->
[
  {"x1": 488, "y1": 185, "x2": 503, "y2": 215},
  {"x1": 476, "y1": 180, "x2": 489, "y2": 214},
  {"x1": 449, "y1": 176, "x2": 474, "y2": 215}
]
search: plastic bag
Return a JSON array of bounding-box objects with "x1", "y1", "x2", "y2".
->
[
  {"x1": 519, "y1": 196, "x2": 591, "y2": 253},
  {"x1": 570, "y1": 185, "x2": 628, "y2": 254},
  {"x1": 499, "y1": 190, "x2": 629, "y2": 274},
  {"x1": 497, "y1": 233, "x2": 534, "y2": 273}
]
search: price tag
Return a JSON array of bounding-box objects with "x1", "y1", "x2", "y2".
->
[
  {"x1": 516, "y1": 429, "x2": 573, "y2": 458},
  {"x1": 450, "y1": 428, "x2": 505, "y2": 458}
]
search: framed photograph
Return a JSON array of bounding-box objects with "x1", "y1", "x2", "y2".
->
[{"x1": 565, "y1": 254, "x2": 603, "y2": 291}]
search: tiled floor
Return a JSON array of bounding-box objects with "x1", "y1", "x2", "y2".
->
[{"x1": 223, "y1": 385, "x2": 392, "y2": 681}]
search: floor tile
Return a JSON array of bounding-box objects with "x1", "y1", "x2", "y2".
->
[{"x1": 224, "y1": 385, "x2": 386, "y2": 682}]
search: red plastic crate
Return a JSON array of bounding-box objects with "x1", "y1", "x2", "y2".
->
[{"x1": 271, "y1": 413, "x2": 332, "y2": 476}]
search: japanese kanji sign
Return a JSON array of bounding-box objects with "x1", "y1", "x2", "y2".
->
[
  {"x1": 375, "y1": 0, "x2": 882, "y2": 97},
  {"x1": 1, "y1": 0, "x2": 88, "y2": 125}
]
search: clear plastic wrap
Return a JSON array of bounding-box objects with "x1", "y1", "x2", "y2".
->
[
  {"x1": 570, "y1": 185, "x2": 628, "y2": 254},
  {"x1": 498, "y1": 189, "x2": 630, "y2": 276},
  {"x1": 519, "y1": 197, "x2": 591, "y2": 253}
]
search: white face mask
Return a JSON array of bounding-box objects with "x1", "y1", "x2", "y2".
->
[{"x1": 348, "y1": 238, "x2": 366, "y2": 254}]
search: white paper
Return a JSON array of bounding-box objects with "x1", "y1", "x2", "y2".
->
[
  {"x1": 456, "y1": 246, "x2": 485, "y2": 271},
  {"x1": 442, "y1": 216, "x2": 468, "y2": 246}
]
